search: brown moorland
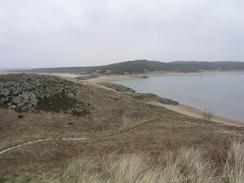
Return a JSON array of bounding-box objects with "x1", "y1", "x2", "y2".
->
[{"x1": 0, "y1": 74, "x2": 244, "y2": 182}]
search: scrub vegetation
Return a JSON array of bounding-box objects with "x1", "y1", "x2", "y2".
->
[
  {"x1": 0, "y1": 74, "x2": 244, "y2": 182},
  {"x1": 20, "y1": 60, "x2": 244, "y2": 74}
]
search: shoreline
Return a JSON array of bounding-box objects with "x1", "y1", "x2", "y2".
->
[
  {"x1": 87, "y1": 73, "x2": 244, "y2": 128},
  {"x1": 150, "y1": 102, "x2": 244, "y2": 128},
  {"x1": 1, "y1": 70, "x2": 244, "y2": 82},
  {"x1": 87, "y1": 70, "x2": 244, "y2": 83},
  {"x1": 1, "y1": 71, "x2": 244, "y2": 127}
]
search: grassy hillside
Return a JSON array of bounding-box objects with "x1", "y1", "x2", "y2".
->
[
  {"x1": 19, "y1": 60, "x2": 244, "y2": 74},
  {"x1": 55, "y1": 142, "x2": 244, "y2": 183},
  {"x1": 0, "y1": 74, "x2": 244, "y2": 182}
]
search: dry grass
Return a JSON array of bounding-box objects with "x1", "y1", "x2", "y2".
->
[
  {"x1": 52, "y1": 142, "x2": 244, "y2": 183},
  {"x1": 1, "y1": 76, "x2": 244, "y2": 179},
  {"x1": 224, "y1": 142, "x2": 244, "y2": 183}
]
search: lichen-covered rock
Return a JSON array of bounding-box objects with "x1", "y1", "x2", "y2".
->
[
  {"x1": 0, "y1": 74, "x2": 90, "y2": 116},
  {"x1": 9, "y1": 92, "x2": 38, "y2": 111}
]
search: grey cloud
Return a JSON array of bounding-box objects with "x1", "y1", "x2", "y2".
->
[{"x1": 0, "y1": 0, "x2": 243, "y2": 69}]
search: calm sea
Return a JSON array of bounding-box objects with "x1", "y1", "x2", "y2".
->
[{"x1": 116, "y1": 73, "x2": 244, "y2": 122}]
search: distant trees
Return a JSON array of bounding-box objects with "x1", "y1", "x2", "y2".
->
[{"x1": 22, "y1": 60, "x2": 244, "y2": 74}]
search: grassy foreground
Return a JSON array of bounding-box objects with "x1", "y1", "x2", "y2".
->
[
  {"x1": 2, "y1": 142, "x2": 244, "y2": 182},
  {"x1": 1, "y1": 75, "x2": 244, "y2": 182},
  {"x1": 43, "y1": 142, "x2": 244, "y2": 183}
]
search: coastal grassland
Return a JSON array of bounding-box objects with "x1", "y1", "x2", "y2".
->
[
  {"x1": 56, "y1": 141, "x2": 244, "y2": 183},
  {"x1": 2, "y1": 142, "x2": 244, "y2": 183},
  {"x1": 1, "y1": 103, "x2": 244, "y2": 180},
  {"x1": 99, "y1": 82, "x2": 136, "y2": 93},
  {"x1": 100, "y1": 82, "x2": 244, "y2": 127},
  {"x1": 99, "y1": 82, "x2": 179, "y2": 105},
  {"x1": 0, "y1": 74, "x2": 244, "y2": 181}
]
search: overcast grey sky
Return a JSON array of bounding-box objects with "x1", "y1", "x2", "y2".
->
[{"x1": 0, "y1": 0, "x2": 244, "y2": 68}]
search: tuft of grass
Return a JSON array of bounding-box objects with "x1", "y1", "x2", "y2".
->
[
  {"x1": 223, "y1": 141, "x2": 244, "y2": 183},
  {"x1": 46, "y1": 142, "x2": 244, "y2": 183},
  {"x1": 173, "y1": 148, "x2": 216, "y2": 183},
  {"x1": 107, "y1": 154, "x2": 148, "y2": 183},
  {"x1": 59, "y1": 150, "x2": 216, "y2": 183},
  {"x1": 61, "y1": 157, "x2": 101, "y2": 183}
]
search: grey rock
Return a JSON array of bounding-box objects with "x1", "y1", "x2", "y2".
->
[
  {"x1": 0, "y1": 74, "x2": 87, "y2": 115},
  {"x1": 10, "y1": 92, "x2": 38, "y2": 111}
]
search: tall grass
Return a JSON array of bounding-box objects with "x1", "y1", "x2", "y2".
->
[
  {"x1": 57, "y1": 142, "x2": 244, "y2": 183},
  {"x1": 224, "y1": 142, "x2": 244, "y2": 183}
]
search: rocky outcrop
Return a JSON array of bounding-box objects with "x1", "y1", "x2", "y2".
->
[{"x1": 0, "y1": 74, "x2": 89, "y2": 116}]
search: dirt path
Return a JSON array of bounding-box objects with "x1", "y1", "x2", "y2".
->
[
  {"x1": 2, "y1": 101, "x2": 243, "y2": 155},
  {"x1": 0, "y1": 137, "x2": 90, "y2": 155},
  {"x1": 0, "y1": 118, "x2": 158, "y2": 155}
]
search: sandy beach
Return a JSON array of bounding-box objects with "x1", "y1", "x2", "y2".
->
[
  {"x1": 1, "y1": 71, "x2": 243, "y2": 127},
  {"x1": 150, "y1": 102, "x2": 244, "y2": 128},
  {"x1": 86, "y1": 73, "x2": 244, "y2": 128},
  {"x1": 87, "y1": 70, "x2": 244, "y2": 83}
]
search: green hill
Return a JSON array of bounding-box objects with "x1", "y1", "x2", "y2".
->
[{"x1": 17, "y1": 60, "x2": 244, "y2": 74}]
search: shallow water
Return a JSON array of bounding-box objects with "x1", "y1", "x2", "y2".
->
[{"x1": 116, "y1": 73, "x2": 244, "y2": 122}]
